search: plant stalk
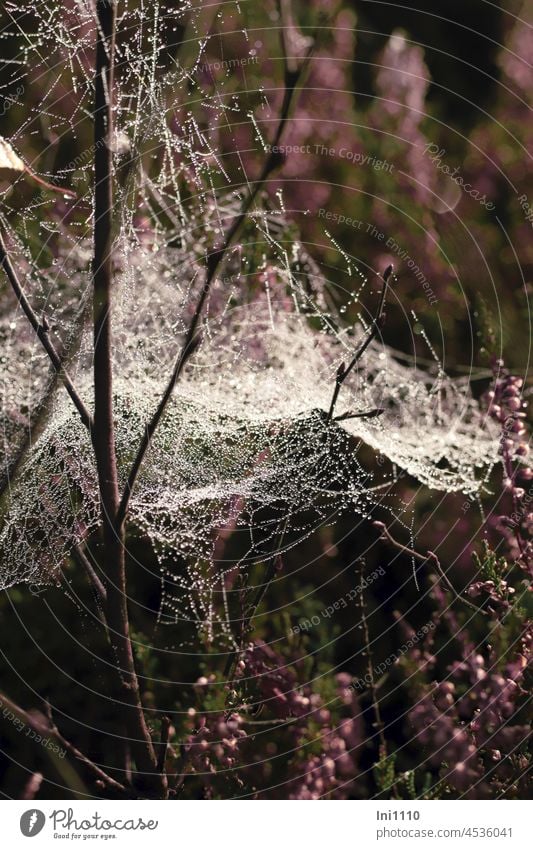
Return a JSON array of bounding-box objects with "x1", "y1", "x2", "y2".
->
[{"x1": 92, "y1": 0, "x2": 165, "y2": 796}]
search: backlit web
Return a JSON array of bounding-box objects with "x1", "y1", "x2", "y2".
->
[{"x1": 0, "y1": 1, "x2": 499, "y2": 638}]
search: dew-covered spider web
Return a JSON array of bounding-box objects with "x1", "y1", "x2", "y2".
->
[
  {"x1": 0, "y1": 0, "x2": 500, "y2": 638},
  {"x1": 0, "y1": 229, "x2": 500, "y2": 620}
]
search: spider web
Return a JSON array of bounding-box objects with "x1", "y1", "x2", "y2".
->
[
  {"x1": 0, "y1": 232, "x2": 499, "y2": 621},
  {"x1": 0, "y1": 1, "x2": 500, "y2": 637}
]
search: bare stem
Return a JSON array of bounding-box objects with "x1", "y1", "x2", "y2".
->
[
  {"x1": 157, "y1": 716, "x2": 171, "y2": 774},
  {"x1": 91, "y1": 0, "x2": 164, "y2": 796},
  {"x1": 92, "y1": 0, "x2": 119, "y2": 528},
  {"x1": 0, "y1": 229, "x2": 93, "y2": 432},
  {"x1": 373, "y1": 520, "x2": 488, "y2": 616},
  {"x1": 356, "y1": 559, "x2": 387, "y2": 759},
  {"x1": 71, "y1": 544, "x2": 107, "y2": 607},
  {"x1": 0, "y1": 690, "x2": 130, "y2": 796},
  {"x1": 326, "y1": 265, "x2": 393, "y2": 423},
  {"x1": 0, "y1": 286, "x2": 93, "y2": 509},
  {"x1": 224, "y1": 551, "x2": 284, "y2": 684}
]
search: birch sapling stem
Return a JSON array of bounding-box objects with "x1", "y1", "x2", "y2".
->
[{"x1": 91, "y1": 0, "x2": 165, "y2": 796}]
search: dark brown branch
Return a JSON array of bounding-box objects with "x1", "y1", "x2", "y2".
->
[
  {"x1": 71, "y1": 543, "x2": 107, "y2": 606},
  {"x1": 92, "y1": 0, "x2": 120, "y2": 531},
  {"x1": 0, "y1": 286, "x2": 92, "y2": 507},
  {"x1": 373, "y1": 520, "x2": 488, "y2": 616},
  {"x1": 91, "y1": 0, "x2": 163, "y2": 795},
  {"x1": 0, "y1": 228, "x2": 93, "y2": 432},
  {"x1": 116, "y1": 33, "x2": 314, "y2": 531},
  {"x1": 356, "y1": 559, "x2": 387, "y2": 760},
  {"x1": 0, "y1": 691, "x2": 129, "y2": 796},
  {"x1": 333, "y1": 408, "x2": 384, "y2": 423},
  {"x1": 157, "y1": 716, "x2": 171, "y2": 773},
  {"x1": 326, "y1": 265, "x2": 393, "y2": 424}
]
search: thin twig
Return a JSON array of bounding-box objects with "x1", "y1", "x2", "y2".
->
[
  {"x1": 71, "y1": 544, "x2": 107, "y2": 606},
  {"x1": 373, "y1": 520, "x2": 488, "y2": 616},
  {"x1": 0, "y1": 285, "x2": 93, "y2": 506},
  {"x1": 333, "y1": 408, "x2": 384, "y2": 423},
  {"x1": 0, "y1": 228, "x2": 93, "y2": 432},
  {"x1": 356, "y1": 559, "x2": 388, "y2": 760},
  {"x1": 326, "y1": 265, "x2": 393, "y2": 423},
  {"x1": 224, "y1": 516, "x2": 289, "y2": 684},
  {"x1": 116, "y1": 31, "x2": 315, "y2": 530},
  {"x1": 157, "y1": 716, "x2": 171, "y2": 774},
  {"x1": 0, "y1": 691, "x2": 129, "y2": 796},
  {"x1": 223, "y1": 554, "x2": 284, "y2": 683}
]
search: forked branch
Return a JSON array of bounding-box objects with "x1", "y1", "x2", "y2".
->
[
  {"x1": 373, "y1": 520, "x2": 488, "y2": 616},
  {"x1": 0, "y1": 690, "x2": 130, "y2": 796},
  {"x1": 326, "y1": 264, "x2": 393, "y2": 424}
]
